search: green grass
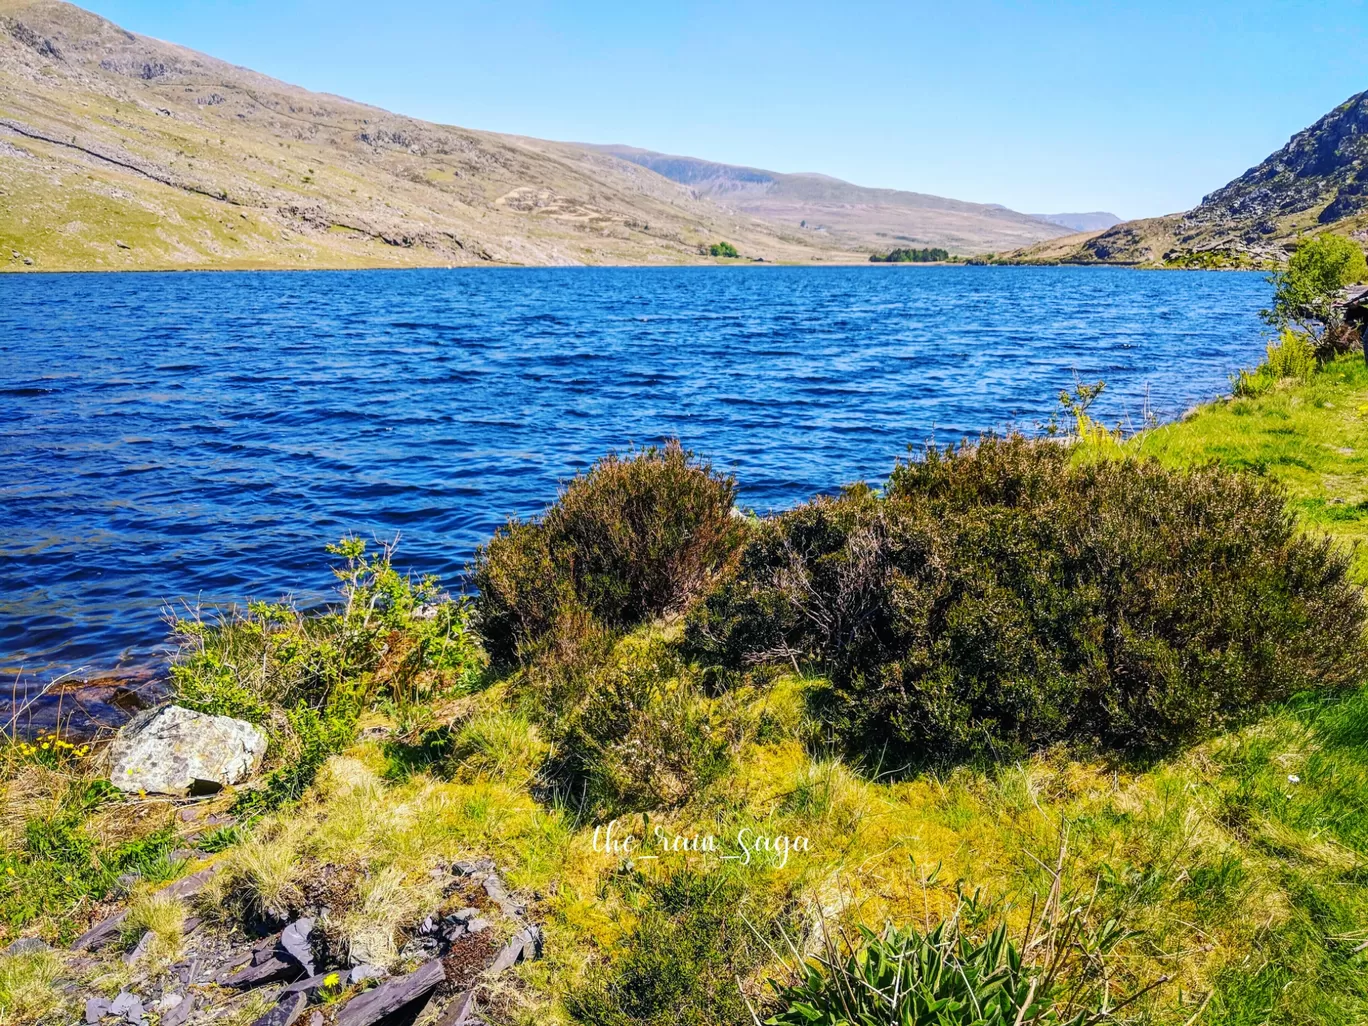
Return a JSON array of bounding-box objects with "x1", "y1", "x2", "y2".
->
[{"x1": 1122, "y1": 354, "x2": 1368, "y2": 578}]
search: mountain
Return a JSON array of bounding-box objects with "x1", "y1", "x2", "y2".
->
[
  {"x1": 579, "y1": 145, "x2": 1075, "y2": 256},
  {"x1": 1027, "y1": 212, "x2": 1122, "y2": 232},
  {"x1": 1000, "y1": 90, "x2": 1368, "y2": 267},
  {"x1": 0, "y1": 0, "x2": 862, "y2": 271}
]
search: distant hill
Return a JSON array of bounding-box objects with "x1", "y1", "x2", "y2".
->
[
  {"x1": 1027, "y1": 212, "x2": 1122, "y2": 232},
  {"x1": 579, "y1": 145, "x2": 1075, "y2": 256},
  {"x1": 999, "y1": 90, "x2": 1368, "y2": 267},
  {"x1": 0, "y1": 0, "x2": 861, "y2": 271}
]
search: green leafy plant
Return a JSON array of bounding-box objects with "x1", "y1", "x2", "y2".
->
[
  {"x1": 765, "y1": 891, "x2": 1149, "y2": 1026},
  {"x1": 170, "y1": 538, "x2": 484, "y2": 815},
  {"x1": 1233, "y1": 328, "x2": 1319, "y2": 397},
  {"x1": 0, "y1": 781, "x2": 178, "y2": 941},
  {"x1": 765, "y1": 852, "x2": 1166, "y2": 1026},
  {"x1": 710, "y1": 241, "x2": 740, "y2": 258}
]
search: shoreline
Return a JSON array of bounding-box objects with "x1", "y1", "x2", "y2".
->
[{"x1": 0, "y1": 260, "x2": 1268, "y2": 276}]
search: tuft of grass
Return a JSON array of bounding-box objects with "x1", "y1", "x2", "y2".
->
[
  {"x1": 339, "y1": 864, "x2": 439, "y2": 970},
  {"x1": 217, "y1": 819, "x2": 308, "y2": 922},
  {"x1": 452, "y1": 711, "x2": 552, "y2": 789},
  {"x1": 121, "y1": 891, "x2": 187, "y2": 964},
  {"x1": 0, "y1": 949, "x2": 65, "y2": 1026}
]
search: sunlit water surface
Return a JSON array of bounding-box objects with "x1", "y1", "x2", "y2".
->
[{"x1": 1, "y1": 266, "x2": 1271, "y2": 675}]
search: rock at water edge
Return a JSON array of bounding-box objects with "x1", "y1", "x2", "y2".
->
[{"x1": 108, "y1": 705, "x2": 267, "y2": 796}]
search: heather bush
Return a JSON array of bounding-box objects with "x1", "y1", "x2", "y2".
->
[
  {"x1": 686, "y1": 435, "x2": 1366, "y2": 763},
  {"x1": 567, "y1": 870, "x2": 781, "y2": 1026},
  {"x1": 473, "y1": 442, "x2": 742, "y2": 663},
  {"x1": 553, "y1": 637, "x2": 738, "y2": 814}
]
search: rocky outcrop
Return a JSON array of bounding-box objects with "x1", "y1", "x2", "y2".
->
[
  {"x1": 60, "y1": 857, "x2": 538, "y2": 1026},
  {"x1": 107, "y1": 705, "x2": 267, "y2": 795}
]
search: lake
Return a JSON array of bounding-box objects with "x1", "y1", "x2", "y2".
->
[{"x1": 1, "y1": 265, "x2": 1271, "y2": 677}]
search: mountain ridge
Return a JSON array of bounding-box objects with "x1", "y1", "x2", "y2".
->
[
  {"x1": 997, "y1": 90, "x2": 1368, "y2": 267},
  {"x1": 578, "y1": 143, "x2": 1076, "y2": 254}
]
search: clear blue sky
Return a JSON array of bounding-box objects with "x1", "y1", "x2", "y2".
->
[{"x1": 80, "y1": 0, "x2": 1367, "y2": 219}]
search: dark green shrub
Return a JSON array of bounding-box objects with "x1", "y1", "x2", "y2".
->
[
  {"x1": 687, "y1": 435, "x2": 1366, "y2": 762},
  {"x1": 474, "y1": 443, "x2": 741, "y2": 663},
  {"x1": 567, "y1": 871, "x2": 779, "y2": 1026},
  {"x1": 709, "y1": 241, "x2": 740, "y2": 258}
]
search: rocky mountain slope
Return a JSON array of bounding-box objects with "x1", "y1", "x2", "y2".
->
[
  {"x1": 0, "y1": 0, "x2": 864, "y2": 271},
  {"x1": 999, "y1": 90, "x2": 1368, "y2": 267},
  {"x1": 578, "y1": 144, "x2": 1075, "y2": 256}
]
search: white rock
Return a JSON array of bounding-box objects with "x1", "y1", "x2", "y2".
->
[{"x1": 108, "y1": 705, "x2": 267, "y2": 796}]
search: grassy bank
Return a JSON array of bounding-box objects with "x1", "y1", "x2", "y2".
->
[
  {"x1": 1123, "y1": 354, "x2": 1368, "y2": 580},
  {"x1": 3, "y1": 365, "x2": 1367, "y2": 1026}
]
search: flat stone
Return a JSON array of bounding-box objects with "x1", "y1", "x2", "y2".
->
[
  {"x1": 156, "y1": 864, "x2": 222, "y2": 901},
  {"x1": 334, "y1": 958, "x2": 444, "y2": 1026},
  {"x1": 163, "y1": 994, "x2": 195, "y2": 1026},
  {"x1": 73, "y1": 911, "x2": 129, "y2": 952},
  {"x1": 123, "y1": 930, "x2": 154, "y2": 964},
  {"x1": 109, "y1": 991, "x2": 145, "y2": 1023},
  {"x1": 221, "y1": 955, "x2": 302, "y2": 988},
  {"x1": 279, "y1": 972, "x2": 333, "y2": 997},
  {"x1": 85, "y1": 997, "x2": 111, "y2": 1023},
  {"x1": 347, "y1": 964, "x2": 386, "y2": 986},
  {"x1": 279, "y1": 918, "x2": 315, "y2": 975},
  {"x1": 432, "y1": 990, "x2": 478, "y2": 1026},
  {"x1": 250, "y1": 991, "x2": 307, "y2": 1026},
  {"x1": 480, "y1": 876, "x2": 524, "y2": 918},
  {"x1": 308, "y1": 1013, "x2": 324, "y2": 1026},
  {"x1": 108, "y1": 705, "x2": 267, "y2": 796},
  {"x1": 451, "y1": 859, "x2": 494, "y2": 878},
  {"x1": 2, "y1": 937, "x2": 48, "y2": 956},
  {"x1": 464, "y1": 918, "x2": 491, "y2": 935},
  {"x1": 489, "y1": 925, "x2": 542, "y2": 975}
]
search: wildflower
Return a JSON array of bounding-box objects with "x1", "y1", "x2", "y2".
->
[
  {"x1": 5, "y1": 867, "x2": 13, "y2": 876},
  {"x1": 323, "y1": 972, "x2": 341, "y2": 989}
]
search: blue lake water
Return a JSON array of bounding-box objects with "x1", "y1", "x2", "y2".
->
[{"x1": 2, "y1": 265, "x2": 1271, "y2": 677}]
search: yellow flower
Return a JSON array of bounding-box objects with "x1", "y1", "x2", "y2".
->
[
  {"x1": 323, "y1": 972, "x2": 341, "y2": 989},
  {"x1": 5, "y1": 867, "x2": 13, "y2": 876}
]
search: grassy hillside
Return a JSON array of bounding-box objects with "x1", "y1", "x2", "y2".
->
[
  {"x1": 0, "y1": 0, "x2": 859, "y2": 271},
  {"x1": 3, "y1": 363, "x2": 1368, "y2": 1026},
  {"x1": 990, "y1": 90, "x2": 1368, "y2": 268},
  {"x1": 581, "y1": 144, "x2": 1076, "y2": 256}
]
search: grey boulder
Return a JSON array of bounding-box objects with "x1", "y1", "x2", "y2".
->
[{"x1": 108, "y1": 705, "x2": 267, "y2": 796}]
